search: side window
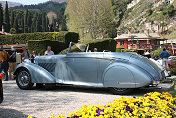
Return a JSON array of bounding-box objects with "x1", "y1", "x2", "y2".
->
[
  {"x1": 120, "y1": 41, "x2": 124, "y2": 46},
  {"x1": 156, "y1": 40, "x2": 160, "y2": 45},
  {"x1": 150, "y1": 40, "x2": 154, "y2": 45}
]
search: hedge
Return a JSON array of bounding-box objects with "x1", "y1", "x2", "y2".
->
[
  {"x1": 116, "y1": 47, "x2": 125, "y2": 52},
  {"x1": 28, "y1": 40, "x2": 65, "y2": 55},
  {"x1": 0, "y1": 31, "x2": 79, "y2": 47},
  {"x1": 170, "y1": 62, "x2": 176, "y2": 75},
  {"x1": 59, "y1": 38, "x2": 117, "y2": 54}
]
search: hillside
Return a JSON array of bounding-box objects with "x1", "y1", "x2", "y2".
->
[
  {"x1": 51, "y1": 0, "x2": 67, "y2": 3},
  {"x1": 12, "y1": 1, "x2": 66, "y2": 23},
  {"x1": 0, "y1": 1, "x2": 22, "y2": 8},
  {"x1": 113, "y1": 0, "x2": 176, "y2": 39},
  {"x1": 12, "y1": 1, "x2": 66, "y2": 13},
  {"x1": 12, "y1": 1, "x2": 67, "y2": 31}
]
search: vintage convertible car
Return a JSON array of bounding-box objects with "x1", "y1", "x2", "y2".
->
[{"x1": 14, "y1": 42, "x2": 165, "y2": 94}]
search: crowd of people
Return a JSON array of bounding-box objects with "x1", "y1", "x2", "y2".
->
[
  {"x1": 0, "y1": 45, "x2": 55, "y2": 81},
  {"x1": 48, "y1": 22, "x2": 60, "y2": 32},
  {"x1": 143, "y1": 48, "x2": 171, "y2": 69}
]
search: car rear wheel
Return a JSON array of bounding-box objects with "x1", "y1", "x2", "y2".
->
[
  {"x1": 16, "y1": 68, "x2": 34, "y2": 90},
  {"x1": 109, "y1": 88, "x2": 131, "y2": 95}
]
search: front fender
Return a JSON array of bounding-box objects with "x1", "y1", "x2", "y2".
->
[
  {"x1": 103, "y1": 62, "x2": 152, "y2": 88},
  {"x1": 14, "y1": 62, "x2": 56, "y2": 83}
]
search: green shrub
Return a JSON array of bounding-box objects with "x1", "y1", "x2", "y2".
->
[
  {"x1": 121, "y1": 49, "x2": 131, "y2": 52},
  {"x1": 10, "y1": 28, "x2": 17, "y2": 34},
  {"x1": 28, "y1": 40, "x2": 65, "y2": 55},
  {"x1": 150, "y1": 49, "x2": 171, "y2": 58},
  {"x1": 59, "y1": 38, "x2": 116, "y2": 54},
  {"x1": 0, "y1": 31, "x2": 79, "y2": 48},
  {"x1": 116, "y1": 47, "x2": 125, "y2": 52},
  {"x1": 170, "y1": 62, "x2": 176, "y2": 75}
]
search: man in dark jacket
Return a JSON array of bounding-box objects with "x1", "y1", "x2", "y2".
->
[
  {"x1": 160, "y1": 48, "x2": 170, "y2": 69},
  {"x1": 0, "y1": 46, "x2": 10, "y2": 81}
]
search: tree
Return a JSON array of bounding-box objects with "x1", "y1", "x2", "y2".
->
[
  {"x1": 27, "y1": 12, "x2": 32, "y2": 33},
  {"x1": 112, "y1": 0, "x2": 132, "y2": 27},
  {"x1": 10, "y1": 10, "x2": 15, "y2": 28},
  {"x1": 42, "y1": 12, "x2": 46, "y2": 32},
  {"x1": 4, "y1": 1, "x2": 10, "y2": 32},
  {"x1": 46, "y1": 16, "x2": 49, "y2": 32},
  {"x1": 36, "y1": 14, "x2": 42, "y2": 32},
  {"x1": 31, "y1": 13, "x2": 37, "y2": 32},
  {"x1": 13, "y1": 14, "x2": 19, "y2": 33},
  {"x1": 24, "y1": 9, "x2": 28, "y2": 33},
  {"x1": 0, "y1": 3, "x2": 3, "y2": 30},
  {"x1": 60, "y1": 15, "x2": 67, "y2": 31},
  {"x1": 66, "y1": 0, "x2": 114, "y2": 39}
]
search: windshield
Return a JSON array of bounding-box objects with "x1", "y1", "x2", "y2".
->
[
  {"x1": 75, "y1": 43, "x2": 87, "y2": 52},
  {"x1": 67, "y1": 42, "x2": 89, "y2": 53}
]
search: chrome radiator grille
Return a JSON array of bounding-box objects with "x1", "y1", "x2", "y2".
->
[{"x1": 38, "y1": 63, "x2": 56, "y2": 73}]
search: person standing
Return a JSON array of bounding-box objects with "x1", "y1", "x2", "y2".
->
[
  {"x1": 55, "y1": 22, "x2": 59, "y2": 32},
  {"x1": 16, "y1": 52, "x2": 22, "y2": 65},
  {"x1": 144, "y1": 50, "x2": 151, "y2": 58},
  {"x1": 160, "y1": 48, "x2": 170, "y2": 69},
  {"x1": 0, "y1": 46, "x2": 10, "y2": 81},
  {"x1": 48, "y1": 24, "x2": 54, "y2": 32},
  {"x1": 30, "y1": 51, "x2": 36, "y2": 63},
  {"x1": 44, "y1": 46, "x2": 54, "y2": 56},
  {"x1": 21, "y1": 46, "x2": 30, "y2": 62},
  {"x1": 94, "y1": 48, "x2": 98, "y2": 52},
  {"x1": 152, "y1": 53, "x2": 158, "y2": 60},
  {"x1": 8, "y1": 46, "x2": 17, "y2": 80}
]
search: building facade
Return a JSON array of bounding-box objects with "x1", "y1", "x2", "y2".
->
[{"x1": 115, "y1": 33, "x2": 163, "y2": 50}]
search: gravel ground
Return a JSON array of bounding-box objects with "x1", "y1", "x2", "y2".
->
[{"x1": 0, "y1": 80, "x2": 174, "y2": 118}]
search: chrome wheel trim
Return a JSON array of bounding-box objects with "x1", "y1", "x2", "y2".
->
[{"x1": 18, "y1": 71, "x2": 30, "y2": 87}]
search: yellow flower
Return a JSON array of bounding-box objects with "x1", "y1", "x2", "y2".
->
[
  {"x1": 35, "y1": 92, "x2": 176, "y2": 118},
  {"x1": 68, "y1": 111, "x2": 74, "y2": 116}
]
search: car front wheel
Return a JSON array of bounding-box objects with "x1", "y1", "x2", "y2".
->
[
  {"x1": 16, "y1": 68, "x2": 34, "y2": 90},
  {"x1": 109, "y1": 88, "x2": 131, "y2": 95}
]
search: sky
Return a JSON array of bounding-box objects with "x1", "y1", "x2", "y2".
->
[{"x1": 1, "y1": 0, "x2": 49, "y2": 5}]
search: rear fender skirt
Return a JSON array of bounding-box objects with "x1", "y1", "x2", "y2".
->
[{"x1": 103, "y1": 63, "x2": 152, "y2": 88}]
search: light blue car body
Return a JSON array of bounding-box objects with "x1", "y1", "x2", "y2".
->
[{"x1": 14, "y1": 51, "x2": 165, "y2": 89}]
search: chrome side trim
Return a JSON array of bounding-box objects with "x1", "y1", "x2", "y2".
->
[
  {"x1": 63, "y1": 81, "x2": 104, "y2": 87},
  {"x1": 117, "y1": 82, "x2": 140, "y2": 85}
]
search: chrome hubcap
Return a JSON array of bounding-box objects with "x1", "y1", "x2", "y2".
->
[{"x1": 18, "y1": 71, "x2": 30, "y2": 86}]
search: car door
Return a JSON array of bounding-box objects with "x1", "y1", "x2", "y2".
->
[{"x1": 64, "y1": 53, "x2": 103, "y2": 86}]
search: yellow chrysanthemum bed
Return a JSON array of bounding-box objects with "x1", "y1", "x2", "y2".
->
[{"x1": 28, "y1": 92, "x2": 176, "y2": 118}]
